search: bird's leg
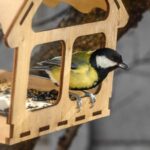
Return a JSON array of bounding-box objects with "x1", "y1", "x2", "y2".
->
[
  {"x1": 69, "y1": 92, "x2": 82, "y2": 111},
  {"x1": 81, "y1": 90, "x2": 96, "y2": 107}
]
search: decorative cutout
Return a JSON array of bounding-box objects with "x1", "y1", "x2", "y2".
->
[
  {"x1": 69, "y1": 33, "x2": 106, "y2": 102},
  {"x1": 39, "y1": 125, "x2": 50, "y2": 132},
  {"x1": 32, "y1": 2, "x2": 108, "y2": 32},
  {"x1": 75, "y1": 115, "x2": 85, "y2": 121},
  {"x1": 93, "y1": 110, "x2": 102, "y2": 116},
  {"x1": 58, "y1": 120, "x2": 68, "y2": 126},
  {"x1": 20, "y1": 131, "x2": 31, "y2": 138},
  {"x1": 114, "y1": 0, "x2": 120, "y2": 9},
  {"x1": 20, "y1": 2, "x2": 34, "y2": 25},
  {"x1": 28, "y1": 41, "x2": 65, "y2": 110},
  {"x1": 43, "y1": 0, "x2": 108, "y2": 12},
  {"x1": 73, "y1": 32, "x2": 106, "y2": 51}
]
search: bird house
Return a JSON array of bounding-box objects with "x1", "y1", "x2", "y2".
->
[{"x1": 0, "y1": 0, "x2": 128, "y2": 145}]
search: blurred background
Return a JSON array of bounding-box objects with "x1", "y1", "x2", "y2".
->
[{"x1": 0, "y1": 1, "x2": 150, "y2": 150}]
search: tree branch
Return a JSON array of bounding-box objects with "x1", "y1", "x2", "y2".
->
[{"x1": 56, "y1": 125, "x2": 80, "y2": 150}]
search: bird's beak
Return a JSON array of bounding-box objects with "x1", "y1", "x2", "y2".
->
[{"x1": 118, "y1": 62, "x2": 128, "y2": 70}]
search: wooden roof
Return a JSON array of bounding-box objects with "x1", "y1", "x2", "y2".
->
[{"x1": 0, "y1": 0, "x2": 26, "y2": 34}]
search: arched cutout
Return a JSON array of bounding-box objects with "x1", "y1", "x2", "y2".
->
[
  {"x1": 69, "y1": 33, "x2": 106, "y2": 106},
  {"x1": 32, "y1": 1, "x2": 109, "y2": 32},
  {"x1": 28, "y1": 40, "x2": 65, "y2": 111},
  {"x1": 43, "y1": 0, "x2": 108, "y2": 12}
]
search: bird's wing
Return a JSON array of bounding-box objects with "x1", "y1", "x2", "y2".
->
[
  {"x1": 37, "y1": 56, "x2": 78, "y2": 69},
  {"x1": 36, "y1": 50, "x2": 92, "y2": 69},
  {"x1": 37, "y1": 56, "x2": 61, "y2": 67}
]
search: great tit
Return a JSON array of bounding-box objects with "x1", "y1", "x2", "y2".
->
[{"x1": 32, "y1": 48, "x2": 128, "y2": 109}]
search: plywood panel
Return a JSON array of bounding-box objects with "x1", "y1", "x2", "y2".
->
[
  {"x1": 0, "y1": 116, "x2": 10, "y2": 144},
  {"x1": 0, "y1": 0, "x2": 26, "y2": 34}
]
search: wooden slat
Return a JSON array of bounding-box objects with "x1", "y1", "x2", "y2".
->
[{"x1": 0, "y1": 70, "x2": 57, "y2": 91}]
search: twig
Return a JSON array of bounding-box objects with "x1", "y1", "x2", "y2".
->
[
  {"x1": 56, "y1": 125, "x2": 81, "y2": 150},
  {"x1": 0, "y1": 29, "x2": 3, "y2": 40}
]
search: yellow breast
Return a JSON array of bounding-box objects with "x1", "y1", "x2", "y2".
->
[{"x1": 47, "y1": 65, "x2": 99, "y2": 90}]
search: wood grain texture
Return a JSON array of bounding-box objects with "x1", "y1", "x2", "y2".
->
[
  {"x1": 0, "y1": 0, "x2": 26, "y2": 34},
  {"x1": 0, "y1": 0, "x2": 128, "y2": 144},
  {"x1": 0, "y1": 70, "x2": 57, "y2": 91},
  {"x1": 0, "y1": 116, "x2": 10, "y2": 144}
]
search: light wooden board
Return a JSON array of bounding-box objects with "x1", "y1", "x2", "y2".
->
[
  {"x1": 0, "y1": 0, "x2": 26, "y2": 34},
  {"x1": 0, "y1": 70, "x2": 57, "y2": 91},
  {"x1": 0, "y1": 116, "x2": 10, "y2": 144},
  {"x1": 0, "y1": 0, "x2": 128, "y2": 144}
]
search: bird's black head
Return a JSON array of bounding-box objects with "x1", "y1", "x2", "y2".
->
[{"x1": 90, "y1": 48, "x2": 128, "y2": 80}]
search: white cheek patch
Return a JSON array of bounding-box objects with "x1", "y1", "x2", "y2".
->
[{"x1": 96, "y1": 56, "x2": 117, "y2": 68}]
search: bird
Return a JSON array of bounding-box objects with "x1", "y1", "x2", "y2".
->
[{"x1": 32, "y1": 47, "x2": 128, "y2": 109}]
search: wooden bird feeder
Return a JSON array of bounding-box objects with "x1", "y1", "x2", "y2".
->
[{"x1": 0, "y1": 0, "x2": 128, "y2": 145}]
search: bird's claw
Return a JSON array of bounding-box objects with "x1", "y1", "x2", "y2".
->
[
  {"x1": 69, "y1": 92, "x2": 82, "y2": 111},
  {"x1": 90, "y1": 93, "x2": 96, "y2": 107},
  {"x1": 69, "y1": 91, "x2": 96, "y2": 110},
  {"x1": 82, "y1": 91, "x2": 96, "y2": 107},
  {"x1": 76, "y1": 98, "x2": 82, "y2": 111}
]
